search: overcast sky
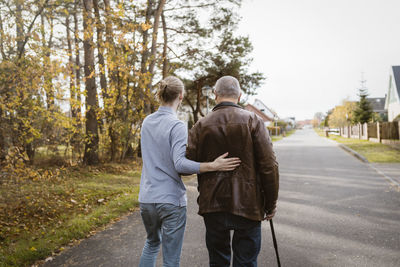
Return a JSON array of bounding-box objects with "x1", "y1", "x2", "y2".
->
[{"x1": 237, "y1": 0, "x2": 400, "y2": 120}]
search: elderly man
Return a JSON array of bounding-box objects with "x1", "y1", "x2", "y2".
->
[{"x1": 186, "y1": 76, "x2": 279, "y2": 267}]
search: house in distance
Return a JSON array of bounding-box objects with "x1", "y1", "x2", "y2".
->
[
  {"x1": 385, "y1": 65, "x2": 400, "y2": 121},
  {"x1": 244, "y1": 99, "x2": 277, "y2": 126}
]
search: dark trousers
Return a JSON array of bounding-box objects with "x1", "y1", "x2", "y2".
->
[{"x1": 203, "y1": 212, "x2": 261, "y2": 267}]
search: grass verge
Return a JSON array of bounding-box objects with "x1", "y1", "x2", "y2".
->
[
  {"x1": 271, "y1": 129, "x2": 296, "y2": 142},
  {"x1": 0, "y1": 163, "x2": 141, "y2": 267},
  {"x1": 315, "y1": 128, "x2": 400, "y2": 163}
]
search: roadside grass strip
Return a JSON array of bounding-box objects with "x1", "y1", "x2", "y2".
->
[
  {"x1": 315, "y1": 128, "x2": 400, "y2": 163},
  {"x1": 271, "y1": 129, "x2": 296, "y2": 143},
  {"x1": 0, "y1": 164, "x2": 141, "y2": 267}
]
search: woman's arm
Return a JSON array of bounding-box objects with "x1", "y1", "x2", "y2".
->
[
  {"x1": 199, "y1": 152, "x2": 241, "y2": 173},
  {"x1": 171, "y1": 122, "x2": 240, "y2": 174}
]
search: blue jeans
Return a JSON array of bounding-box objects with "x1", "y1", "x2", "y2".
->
[
  {"x1": 203, "y1": 212, "x2": 261, "y2": 267},
  {"x1": 139, "y1": 203, "x2": 186, "y2": 267}
]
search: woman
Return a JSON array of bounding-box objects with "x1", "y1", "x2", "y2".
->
[{"x1": 139, "y1": 76, "x2": 241, "y2": 267}]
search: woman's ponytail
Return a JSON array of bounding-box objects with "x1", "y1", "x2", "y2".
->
[{"x1": 156, "y1": 76, "x2": 184, "y2": 104}]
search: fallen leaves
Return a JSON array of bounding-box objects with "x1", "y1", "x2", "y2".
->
[
  {"x1": 45, "y1": 256, "x2": 54, "y2": 262},
  {"x1": 1, "y1": 162, "x2": 141, "y2": 267},
  {"x1": 1, "y1": 163, "x2": 140, "y2": 245}
]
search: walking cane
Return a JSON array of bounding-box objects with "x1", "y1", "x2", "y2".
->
[{"x1": 269, "y1": 219, "x2": 281, "y2": 267}]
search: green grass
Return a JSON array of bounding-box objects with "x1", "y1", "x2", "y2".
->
[
  {"x1": 284, "y1": 129, "x2": 296, "y2": 138},
  {"x1": 271, "y1": 135, "x2": 283, "y2": 142},
  {"x1": 0, "y1": 164, "x2": 141, "y2": 267},
  {"x1": 315, "y1": 128, "x2": 400, "y2": 163},
  {"x1": 271, "y1": 129, "x2": 296, "y2": 142}
]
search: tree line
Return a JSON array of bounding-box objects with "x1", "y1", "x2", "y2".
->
[
  {"x1": 317, "y1": 86, "x2": 383, "y2": 128},
  {"x1": 0, "y1": 0, "x2": 264, "y2": 167}
]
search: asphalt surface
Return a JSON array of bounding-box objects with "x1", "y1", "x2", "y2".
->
[{"x1": 42, "y1": 129, "x2": 400, "y2": 267}]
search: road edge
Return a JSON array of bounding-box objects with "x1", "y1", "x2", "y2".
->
[
  {"x1": 337, "y1": 143, "x2": 369, "y2": 163},
  {"x1": 326, "y1": 137, "x2": 400, "y2": 188}
]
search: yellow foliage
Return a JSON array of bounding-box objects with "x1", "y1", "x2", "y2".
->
[
  {"x1": 140, "y1": 23, "x2": 152, "y2": 31},
  {"x1": 329, "y1": 100, "x2": 357, "y2": 127}
]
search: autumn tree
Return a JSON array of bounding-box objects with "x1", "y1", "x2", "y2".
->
[
  {"x1": 329, "y1": 100, "x2": 357, "y2": 127},
  {"x1": 0, "y1": 0, "x2": 66, "y2": 165},
  {"x1": 0, "y1": 0, "x2": 264, "y2": 166},
  {"x1": 312, "y1": 112, "x2": 324, "y2": 128},
  {"x1": 82, "y1": 0, "x2": 99, "y2": 165},
  {"x1": 161, "y1": 0, "x2": 264, "y2": 123}
]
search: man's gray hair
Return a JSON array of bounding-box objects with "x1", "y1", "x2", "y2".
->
[{"x1": 215, "y1": 76, "x2": 241, "y2": 98}]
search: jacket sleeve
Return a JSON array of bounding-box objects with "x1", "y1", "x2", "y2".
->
[{"x1": 252, "y1": 117, "x2": 279, "y2": 213}]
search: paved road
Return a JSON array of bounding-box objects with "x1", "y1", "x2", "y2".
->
[{"x1": 43, "y1": 129, "x2": 400, "y2": 267}]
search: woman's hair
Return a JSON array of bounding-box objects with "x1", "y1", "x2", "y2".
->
[{"x1": 156, "y1": 76, "x2": 184, "y2": 104}]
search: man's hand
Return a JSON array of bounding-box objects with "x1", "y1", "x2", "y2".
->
[{"x1": 263, "y1": 208, "x2": 276, "y2": 221}]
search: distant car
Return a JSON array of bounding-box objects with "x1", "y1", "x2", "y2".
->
[{"x1": 328, "y1": 128, "x2": 340, "y2": 135}]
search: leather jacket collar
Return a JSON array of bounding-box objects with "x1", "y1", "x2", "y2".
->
[{"x1": 212, "y1": 101, "x2": 243, "y2": 112}]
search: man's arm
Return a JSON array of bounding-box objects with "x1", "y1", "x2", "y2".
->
[{"x1": 252, "y1": 117, "x2": 279, "y2": 215}]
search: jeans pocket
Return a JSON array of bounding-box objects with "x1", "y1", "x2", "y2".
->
[
  {"x1": 140, "y1": 203, "x2": 158, "y2": 228},
  {"x1": 158, "y1": 204, "x2": 186, "y2": 230}
]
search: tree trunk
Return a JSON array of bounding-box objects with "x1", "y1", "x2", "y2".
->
[
  {"x1": 161, "y1": 11, "x2": 168, "y2": 78},
  {"x1": 139, "y1": 0, "x2": 165, "y2": 114},
  {"x1": 0, "y1": 107, "x2": 7, "y2": 162},
  {"x1": 66, "y1": 13, "x2": 79, "y2": 162},
  {"x1": 73, "y1": 0, "x2": 83, "y2": 160},
  {"x1": 184, "y1": 95, "x2": 197, "y2": 123},
  {"x1": 0, "y1": 11, "x2": 6, "y2": 59},
  {"x1": 16, "y1": 0, "x2": 24, "y2": 56},
  {"x1": 82, "y1": 0, "x2": 99, "y2": 165},
  {"x1": 73, "y1": 0, "x2": 82, "y2": 117},
  {"x1": 148, "y1": 0, "x2": 166, "y2": 89},
  {"x1": 139, "y1": 0, "x2": 154, "y2": 114},
  {"x1": 104, "y1": 0, "x2": 119, "y2": 162},
  {"x1": 93, "y1": 0, "x2": 107, "y2": 104},
  {"x1": 140, "y1": 0, "x2": 153, "y2": 74},
  {"x1": 192, "y1": 79, "x2": 206, "y2": 123},
  {"x1": 41, "y1": 13, "x2": 54, "y2": 109},
  {"x1": 25, "y1": 142, "x2": 35, "y2": 165},
  {"x1": 16, "y1": 0, "x2": 35, "y2": 164},
  {"x1": 194, "y1": 83, "x2": 202, "y2": 123},
  {"x1": 66, "y1": 14, "x2": 77, "y2": 119}
]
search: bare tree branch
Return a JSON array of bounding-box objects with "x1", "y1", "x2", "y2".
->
[
  {"x1": 164, "y1": 3, "x2": 216, "y2": 12},
  {"x1": 18, "y1": 0, "x2": 51, "y2": 59}
]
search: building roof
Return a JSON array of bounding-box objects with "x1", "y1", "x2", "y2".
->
[
  {"x1": 393, "y1": 66, "x2": 400, "y2": 98},
  {"x1": 385, "y1": 66, "x2": 400, "y2": 110},
  {"x1": 244, "y1": 104, "x2": 273, "y2": 122},
  {"x1": 366, "y1": 97, "x2": 386, "y2": 112},
  {"x1": 253, "y1": 99, "x2": 278, "y2": 119}
]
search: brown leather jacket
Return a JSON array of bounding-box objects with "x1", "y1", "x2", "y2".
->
[{"x1": 186, "y1": 102, "x2": 279, "y2": 221}]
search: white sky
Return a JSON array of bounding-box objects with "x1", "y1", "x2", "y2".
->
[{"x1": 237, "y1": 0, "x2": 400, "y2": 120}]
